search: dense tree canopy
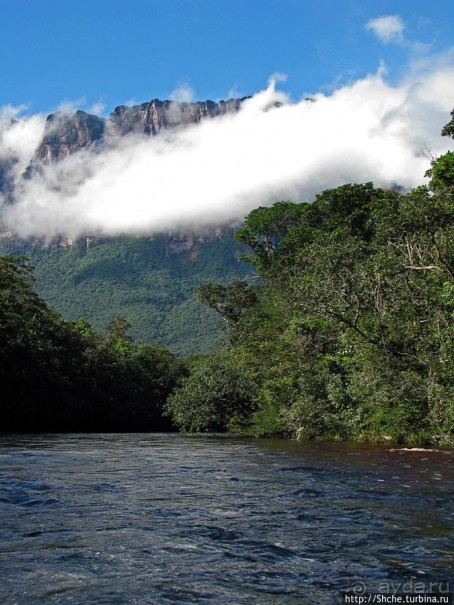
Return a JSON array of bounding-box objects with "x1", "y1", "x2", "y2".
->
[
  {"x1": 167, "y1": 110, "x2": 454, "y2": 444},
  {"x1": 0, "y1": 232, "x2": 252, "y2": 356},
  {"x1": 2, "y1": 109, "x2": 453, "y2": 442},
  {"x1": 0, "y1": 256, "x2": 186, "y2": 431}
]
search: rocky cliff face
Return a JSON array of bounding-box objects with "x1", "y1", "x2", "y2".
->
[
  {"x1": 35, "y1": 110, "x2": 105, "y2": 163},
  {"x1": 1, "y1": 96, "x2": 247, "y2": 251},
  {"x1": 0, "y1": 157, "x2": 17, "y2": 200},
  {"x1": 109, "y1": 98, "x2": 245, "y2": 136},
  {"x1": 32, "y1": 97, "x2": 247, "y2": 165}
]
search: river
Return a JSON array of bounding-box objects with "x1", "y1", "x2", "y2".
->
[{"x1": 0, "y1": 434, "x2": 452, "y2": 604}]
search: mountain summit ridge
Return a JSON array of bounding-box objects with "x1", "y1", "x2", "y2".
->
[
  {"x1": 32, "y1": 97, "x2": 248, "y2": 165},
  {"x1": 0, "y1": 97, "x2": 254, "y2": 354}
]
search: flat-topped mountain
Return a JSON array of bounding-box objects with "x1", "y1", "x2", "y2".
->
[
  {"x1": 31, "y1": 97, "x2": 247, "y2": 166},
  {"x1": 34, "y1": 110, "x2": 106, "y2": 164},
  {"x1": 0, "y1": 96, "x2": 248, "y2": 194},
  {"x1": 109, "y1": 98, "x2": 245, "y2": 137},
  {"x1": 0, "y1": 96, "x2": 253, "y2": 355}
]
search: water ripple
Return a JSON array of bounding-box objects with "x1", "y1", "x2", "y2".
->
[{"x1": 0, "y1": 434, "x2": 452, "y2": 604}]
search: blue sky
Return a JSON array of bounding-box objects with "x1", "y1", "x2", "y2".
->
[
  {"x1": 1, "y1": 1, "x2": 453, "y2": 237},
  {"x1": 1, "y1": 0, "x2": 453, "y2": 115}
]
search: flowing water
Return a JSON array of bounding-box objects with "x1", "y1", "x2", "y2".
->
[{"x1": 0, "y1": 434, "x2": 452, "y2": 604}]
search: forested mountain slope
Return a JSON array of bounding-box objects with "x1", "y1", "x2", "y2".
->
[
  {"x1": 0, "y1": 231, "x2": 253, "y2": 356},
  {"x1": 0, "y1": 97, "x2": 254, "y2": 356}
]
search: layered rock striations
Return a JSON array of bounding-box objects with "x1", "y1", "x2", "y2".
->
[
  {"x1": 1, "y1": 96, "x2": 248, "y2": 250},
  {"x1": 1, "y1": 96, "x2": 248, "y2": 195},
  {"x1": 31, "y1": 97, "x2": 247, "y2": 166},
  {"x1": 109, "y1": 98, "x2": 245, "y2": 136},
  {"x1": 35, "y1": 110, "x2": 105, "y2": 163}
]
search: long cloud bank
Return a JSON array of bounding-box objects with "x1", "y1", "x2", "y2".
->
[{"x1": 1, "y1": 63, "x2": 453, "y2": 238}]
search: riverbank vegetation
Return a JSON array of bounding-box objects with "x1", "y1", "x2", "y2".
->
[
  {"x1": 1, "y1": 111, "x2": 453, "y2": 442},
  {"x1": 0, "y1": 255, "x2": 186, "y2": 431},
  {"x1": 166, "y1": 111, "x2": 454, "y2": 445}
]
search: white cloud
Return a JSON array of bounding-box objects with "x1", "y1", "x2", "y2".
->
[
  {"x1": 366, "y1": 15, "x2": 405, "y2": 44},
  {"x1": 170, "y1": 85, "x2": 195, "y2": 103},
  {"x1": 267, "y1": 72, "x2": 288, "y2": 86},
  {"x1": 88, "y1": 101, "x2": 107, "y2": 116},
  {"x1": 0, "y1": 106, "x2": 45, "y2": 183},
  {"x1": 55, "y1": 98, "x2": 86, "y2": 115},
  {"x1": 1, "y1": 59, "x2": 453, "y2": 239}
]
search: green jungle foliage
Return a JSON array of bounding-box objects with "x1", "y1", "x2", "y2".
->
[
  {"x1": 2, "y1": 111, "x2": 453, "y2": 440},
  {"x1": 0, "y1": 234, "x2": 253, "y2": 356},
  {"x1": 0, "y1": 255, "x2": 187, "y2": 431},
  {"x1": 165, "y1": 113, "x2": 454, "y2": 445}
]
